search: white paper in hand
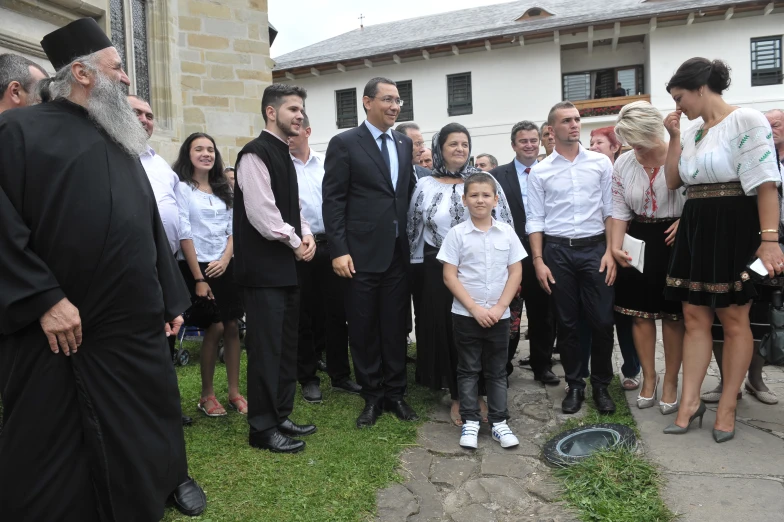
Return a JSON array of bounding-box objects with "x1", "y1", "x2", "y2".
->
[{"x1": 622, "y1": 234, "x2": 645, "y2": 273}]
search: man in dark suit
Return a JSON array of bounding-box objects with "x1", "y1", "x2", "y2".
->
[
  {"x1": 323, "y1": 77, "x2": 419, "y2": 428},
  {"x1": 491, "y1": 120, "x2": 559, "y2": 386}
]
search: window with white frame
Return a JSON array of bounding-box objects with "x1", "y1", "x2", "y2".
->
[{"x1": 110, "y1": 0, "x2": 150, "y2": 100}]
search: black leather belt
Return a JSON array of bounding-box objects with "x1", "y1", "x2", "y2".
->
[
  {"x1": 314, "y1": 233, "x2": 328, "y2": 243},
  {"x1": 544, "y1": 233, "x2": 605, "y2": 247}
]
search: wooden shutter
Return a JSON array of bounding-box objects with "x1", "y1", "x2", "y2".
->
[
  {"x1": 335, "y1": 88, "x2": 358, "y2": 129},
  {"x1": 751, "y1": 36, "x2": 783, "y2": 86},
  {"x1": 447, "y1": 73, "x2": 473, "y2": 116}
]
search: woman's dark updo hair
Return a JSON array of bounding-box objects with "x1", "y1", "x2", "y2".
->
[
  {"x1": 666, "y1": 57, "x2": 731, "y2": 95},
  {"x1": 173, "y1": 132, "x2": 233, "y2": 209},
  {"x1": 437, "y1": 122, "x2": 471, "y2": 150}
]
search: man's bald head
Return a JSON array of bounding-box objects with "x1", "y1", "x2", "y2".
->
[
  {"x1": 766, "y1": 109, "x2": 784, "y2": 152},
  {"x1": 0, "y1": 53, "x2": 49, "y2": 112}
]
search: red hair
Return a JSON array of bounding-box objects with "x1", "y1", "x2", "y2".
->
[{"x1": 590, "y1": 126, "x2": 622, "y2": 159}]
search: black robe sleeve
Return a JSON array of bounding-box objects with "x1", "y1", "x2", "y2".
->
[{"x1": 0, "y1": 118, "x2": 66, "y2": 335}]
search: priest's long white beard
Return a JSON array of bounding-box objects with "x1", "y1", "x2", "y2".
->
[{"x1": 87, "y1": 73, "x2": 148, "y2": 157}]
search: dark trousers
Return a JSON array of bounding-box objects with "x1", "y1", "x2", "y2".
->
[
  {"x1": 344, "y1": 243, "x2": 409, "y2": 405},
  {"x1": 297, "y1": 240, "x2": 351, "y2": 386},
  {"x1": 507, "y1": 255, "x2": 555, "y2": 376},
  {"x1": 545, "y1": 241, "x2": 614, "y2": 389},
  {"x1": 454, "y1": 314, "x2": 510, "y2": 424},
  {"x1": 242, "y1": 286, "x2": 299, "y2": 434},
  {"x1": 576, "y1": 311, "x2": 638, "y2": 379}
]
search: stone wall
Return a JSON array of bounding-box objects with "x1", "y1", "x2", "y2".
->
[{"x1": 175, "y1": 0, "x2": 274, "y2": 165}]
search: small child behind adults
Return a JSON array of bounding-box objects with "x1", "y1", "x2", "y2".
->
[{"x1": 437, "y1": 173, "x2": 525, "y2": 449}]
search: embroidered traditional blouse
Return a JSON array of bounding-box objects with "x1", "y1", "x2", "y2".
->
[
  {"x1": 407, "y1": 175, "x2": 513, "y2": 263},
  {"x1": 678, "y1": 108, "x2": 780, "y2": 195},
  {"x1": 612, "y1": 151, "x2": 686, "y2": 221}
]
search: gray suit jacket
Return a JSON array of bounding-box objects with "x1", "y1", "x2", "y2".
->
[{"x1": 413, "y1": 164, "x2": 432, "y2": 179}]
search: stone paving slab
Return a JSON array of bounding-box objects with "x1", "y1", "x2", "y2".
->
[
  {"x1": 615, "y1": 323, "x2": 784, "y2": 522},
  {"x1": 377, "y1": 319, "x2": 579, "y2": 522}
]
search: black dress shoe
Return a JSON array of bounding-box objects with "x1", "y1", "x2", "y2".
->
[
  {"x1": 534, "y1": 370, "x2": 561, "y2": 386},
  {"x1": 562, "y1": 387, "x2": 585, "y2": 414},
  {"x1": 168, "y1": 477, "x2": 206, "y2": 517},
  {"x1": 332, "y1": 378, "x2": 362, "y2": 395},
  {"x1": 592, "y1": 386, "x2": 617, "y2": 414},
  {"x1": 518, "y1": 356, "x2": 531, "y2": 366},
  {"x1": 182, "y1": 414, "x2": 193, "y2": 426},
  {"x1": 384, "y1": 399, "x2": 420, "y2": 421},
  {"x1": 302, "y1": 381, "x2": 323, "y2": 403},
  {"x1": 356, "y1": 402, "x2": 383, "y2": 428},
  {"x1": 249, "y1": 429, "x2": 306, "y2": 453},
  {"x1": 279, "y1": 417, "x2": 317, "y2": 436},
  {"x1": 316, "y1": 359, "x2": 328, "y2": 373}
]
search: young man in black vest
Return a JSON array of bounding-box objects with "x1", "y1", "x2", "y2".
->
[{"x1": 234, "y1": 84, "x2": 317, "y2": 453}]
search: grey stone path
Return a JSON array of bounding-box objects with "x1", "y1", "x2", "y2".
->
[
  {"x1": 376, "y1": 317, "x2": 580, "y2": 522},
  {"x1": 619, "y1": 326, "x2": 784, "y2": 522}
]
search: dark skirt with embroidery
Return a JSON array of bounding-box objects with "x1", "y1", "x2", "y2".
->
[
  {"x1": 615, "y1": 217, "x2": 683, "y2": 320},
  {"x1": 664, "y1": 183, "x2": 759, "y2": 308},
  {"x1": 415, "y1": 243, "x2": 459, "y2": 400}
]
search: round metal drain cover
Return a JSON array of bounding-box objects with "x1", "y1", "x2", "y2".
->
[{"x1": 542, "y1": 423, "x2": 636, "y2": 467}]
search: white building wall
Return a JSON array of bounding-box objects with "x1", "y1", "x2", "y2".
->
[
  {"x1": 292, "y1": 42, "x2": 562, "y2": 164},
  {"x1": 649, "y1": 13, "x2": 784, "y2": 114},
  {"x1": 289, "y1": 12, "x2": 784, "y2": 162}
]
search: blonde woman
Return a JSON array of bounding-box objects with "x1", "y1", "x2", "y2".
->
[{"x1": 610, "y1": 101, "x2": 686, "y2": 414}]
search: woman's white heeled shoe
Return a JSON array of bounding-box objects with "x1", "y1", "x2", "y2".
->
[{"x1": 636, "y1": 376, "x2": 659, "y2": 409}]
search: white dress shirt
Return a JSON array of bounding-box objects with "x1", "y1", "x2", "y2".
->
[
  {"x1": 437, "y1": 218, "x2": 526, "y2": 319},
  {"x1": 364, "y1": 120, "x2": 399, "y2": 190},
  {"x1": 291, "y1": 149, "x2": 326, "y2": 235},
  {"x1": 176, "y1": 183, "x2": 233, "y2": 263},
  {"x1": 140, "y1": 145, "x2": 180, "y2": 255},
  {"x1": 525, "y1": 145, "x2": 613, "y2": 238},
  {"x1": 514, "y1": 157, "x2": 537, "y2": 209}
]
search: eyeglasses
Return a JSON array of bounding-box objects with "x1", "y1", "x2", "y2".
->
[
  {"x1": 413, "y1": 141, "x2": 425, "y2": 147},
  {"x1": 369, "y1": 96, "x2": 404, "y2": 107}
]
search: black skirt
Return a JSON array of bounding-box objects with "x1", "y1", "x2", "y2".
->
[
  {"x1": 615, "y1": 217, "x2": 682, "y2": 320},
  {"x1": 179, "y1": 260, "x2": 244, "y2": 326},
  {"x1": 415, "y1": 243, "x2": 459, "y2": 400},
  {"x1": 664, "y1": 183, "x2": 759, "y2": 308}
]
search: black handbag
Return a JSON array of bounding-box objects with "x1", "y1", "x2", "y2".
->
[{"x1": 758, "y1": 289, "x2": 784, "y2": 366}]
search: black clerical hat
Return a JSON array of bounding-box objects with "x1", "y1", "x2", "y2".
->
[{"x1": 41, "y1": 18, "x2": 114, "y2": 71}]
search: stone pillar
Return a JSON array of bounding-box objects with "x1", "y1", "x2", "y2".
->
[{"x1": 177, "y1": 0, "x2": 273, "y2": 164}]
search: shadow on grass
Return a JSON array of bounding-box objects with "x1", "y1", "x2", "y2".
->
[
  {"x1": 550, "y1": 377, "x2": 675, "y2": 522},
  {"x1": 163, "y1": 341, "x2": 441, "y2": 522}
]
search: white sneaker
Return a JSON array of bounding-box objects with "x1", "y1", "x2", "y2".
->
[
  {"x1": 459, "y1": 420, "x2": 480, "y2": 449},
  {"x1": 491, "y1": 420, "x2": 519, "y2": 448}
]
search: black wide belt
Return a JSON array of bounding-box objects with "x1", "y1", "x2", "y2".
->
[
  {"x1": 544, "y1": 233, "x2": 605, "y2": 247},
  {"x1": 313, "y1": 233, "x2": 328, "y2": 243}
]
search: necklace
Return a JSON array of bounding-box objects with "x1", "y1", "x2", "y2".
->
[{"x1": 695, "y1": 108, "x2": 734, "y2": 144}]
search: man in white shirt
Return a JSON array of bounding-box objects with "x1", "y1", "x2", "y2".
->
[
  {"x1": 526, "y1": 102, "x2": 617, "y2": 415},
  {"x1": 128, "y1": 95, "x2": 191, "y2": 426},
  {"x1": 289, "y1": 113, "x2": 360, "y2": 403}
]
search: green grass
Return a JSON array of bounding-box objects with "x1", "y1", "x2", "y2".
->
[
  {"x1": 162, "y1": 342, "x2": 440, "y2": 522},
  {"x1": 551, "y1": 377, "x2": 675, "y2": 522}
]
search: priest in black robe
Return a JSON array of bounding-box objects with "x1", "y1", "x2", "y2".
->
[{"x1": 0, "y1": 18, "x2": 205, "y2": 521}]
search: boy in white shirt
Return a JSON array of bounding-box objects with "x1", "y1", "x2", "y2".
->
[{"x1": 437, "y1": 173, "x2": 526, "y2": 449}]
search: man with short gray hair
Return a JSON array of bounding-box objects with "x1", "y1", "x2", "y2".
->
[
  {"x1": 766, "y1": 109, "x2": 783, "y2": 166},
  {"x1": 0, "y1": 53, "x2": 48, "y2": 113},
  {"x1": 474, "y1": 153, "x2": 497, "y2": 171},
  {"x1": 396, "y1": 121, "x2": 431, "y2": 179}
]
